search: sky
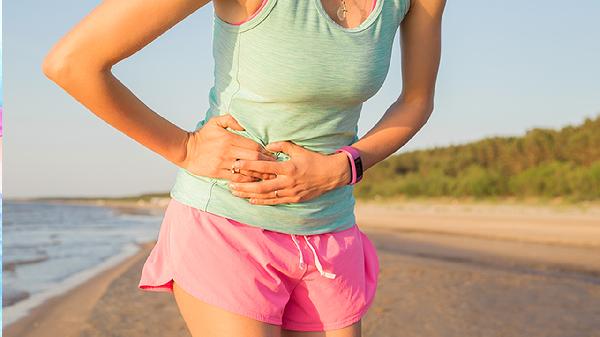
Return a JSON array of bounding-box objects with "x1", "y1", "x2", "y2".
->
[{"x1": 4, "y1": 0, "x2": 600, "y2": 199}]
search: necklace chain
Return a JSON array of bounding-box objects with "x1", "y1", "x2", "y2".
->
[
  {"x1": 336, "y1": 0, "x2": 348, "y2": 20},
  {"x1": 336, "y1": 0, "x2": 372, "y2": 21}
]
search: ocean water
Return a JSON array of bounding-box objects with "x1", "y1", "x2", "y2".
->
[{"x1": 2, "y1": 201, "x2": 164, "y2": 326}]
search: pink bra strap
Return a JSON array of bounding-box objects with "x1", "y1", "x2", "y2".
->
[{"x1": 230, "y1": 0, "x2": 269, "y2": 25}]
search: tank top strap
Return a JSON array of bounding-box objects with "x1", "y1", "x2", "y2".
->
[
  {"x1": 213, "y1": 0, "x2": 278, "y2": 33},
  {"x1": 229, "y1": 0, "x2": 270, "y2": 26}
]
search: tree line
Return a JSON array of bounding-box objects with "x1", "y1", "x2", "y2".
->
[{"x1": 355, "y1": 114, "x2": 600, "y2": 202}]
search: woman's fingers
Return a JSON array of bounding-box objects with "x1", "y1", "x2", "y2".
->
[
  {"x1": 229, "y1": 174, "x2": 289, "y2": 194},
  {"x1": 237, "y1": 169, "x2": 277, "y2": 180},
  {"x1": 203, "y1": 113, "x2": 284, "y2": 183},
  {"x1": 217, "y1": 146, "x2": 279, "y2": 179},
  {"x1": 230, "y1": 186, "x2": 305, "y2": 204},
  {"x1": 210, "y1": 113, "x2": 245, "y2": 131},
  {"x1": 235, "y1": 159, "x2": 289, "y2": 176},
  {"x1": 213, "y1": 168, "x2": 259, "y2": 182},
  {"x1": 227, "y1": 145, "x2": 278, "y2": 163},
  {"x1": 212, "y1": 168, "x2": 277, "y2": 183},
  {"x1": 229, "y1": 169, "x2": 276, "y2": 182},
  {"x1": 227, "y1": 136, "x2": 276, "y2": 159},
  {"x1": 230, "y1": 188, "x2": 289, "y2": 199},
  {"x1": 209, "y1": 113, "x2": 276, "y2": 158}
]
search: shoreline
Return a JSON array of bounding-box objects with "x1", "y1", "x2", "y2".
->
[
  {"x1": 3, "y1": 241, "x2": 148, "y2": 326},
  {"x1": 2, "y1": 200, "x2": 168, "y2": 328},
  {"x1": 2, "y1": 240, "x2": 156, "y2": 337},
  {"x1": 5, "y1": 198, "x2": 170, "y2": 217}
]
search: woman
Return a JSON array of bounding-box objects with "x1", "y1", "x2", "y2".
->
[{"x1": 42, "y1": 0, "x2": 445, "y2": 335}]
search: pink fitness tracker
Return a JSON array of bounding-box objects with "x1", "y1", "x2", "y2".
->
[{"x1": 335, "y1": 145, "x2": 364, "y2": 185}]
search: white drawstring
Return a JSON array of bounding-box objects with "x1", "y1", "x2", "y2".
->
[
  {"x1": 303, "y1": 236, "x2": 337, "y2": 279},
  {"x1": 290, "y1": 234, "x2": 337, "y2": 279}
]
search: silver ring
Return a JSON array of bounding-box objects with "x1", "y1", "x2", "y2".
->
[{"x1": 231, "y1": 158, "x2": 240, "y2": 174}]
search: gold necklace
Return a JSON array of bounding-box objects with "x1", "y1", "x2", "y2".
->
[
  {"x1": 336, "y1": 0, "x2": 348, "y2": 20},
  {"x1": 336, "y1": 0, "x2": 370, "y2": 21}
]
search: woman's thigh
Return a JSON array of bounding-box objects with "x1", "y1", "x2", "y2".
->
[
  {"x1": 173, "y1": 281, "x2": 282, "y2": 337},
  {"x1": 281, "y1": 321, "x2": 362, "y2": 337}
]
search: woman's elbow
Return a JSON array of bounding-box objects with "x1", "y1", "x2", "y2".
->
[
  {"x1": 415, "y1": 101, "x2": 434, "y2": 127},
  {"x1": 42, "y1": 47, "x2": 83, "y2": 87},
  {"x1": 42, "y1": 51, "x2": 63, "y2": 82},
  {"x1": 42, "y1": 47, "x2": 107, "y2": 86},
  {"x1": 399, "y1": 94, "x2": 435, "y2": 116}
]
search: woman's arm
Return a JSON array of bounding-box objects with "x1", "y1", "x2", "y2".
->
[
  {"x1": 42, "y1": 0, "x2": 210, "y2": 166},
  {"x1": 42, "y1": 0, "x2": 277, "y2": 181},
  {"x1": 352, "y1": 0, "x2": 447, "y2": 171}
]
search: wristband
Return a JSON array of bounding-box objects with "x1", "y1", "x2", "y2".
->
[{"x1": 335, "y1": 145, "x2": 363, "y2": 185}]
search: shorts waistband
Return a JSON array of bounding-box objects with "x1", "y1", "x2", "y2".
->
[{"x1": 289, "y1": 234, "x2": 336, "y2": 279}]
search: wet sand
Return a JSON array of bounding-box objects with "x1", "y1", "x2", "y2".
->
[{"x1": 4, "y1": 201, "x2": 600, "y2": 337}]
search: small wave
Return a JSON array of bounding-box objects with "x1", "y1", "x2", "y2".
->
[
  {"x1": 2, "y1": 289, "x2": 30, "y2": 307},
  {"x1": 3, "y1": 255, "x2": 50, "y2": 272}
]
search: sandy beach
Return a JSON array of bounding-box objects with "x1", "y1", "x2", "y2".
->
[{"x1": 4, "y1": 200, "x2": 600, "y2": 337}]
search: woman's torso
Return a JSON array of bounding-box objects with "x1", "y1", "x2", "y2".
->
[{"x1": 170, "y1": 0, "x2": 411, "y2": 235}]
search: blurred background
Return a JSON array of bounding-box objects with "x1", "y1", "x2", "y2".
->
[
  {"x1": 3, "y1": 1, "x2": 600, "y2": 337},
  {"x1": 0, "y1": 89, "x2": 3, "y2": 337}
]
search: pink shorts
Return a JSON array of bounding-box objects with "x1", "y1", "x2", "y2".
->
[{"x1": 138, "y1": 198, "x2": 380, "y2": 332}]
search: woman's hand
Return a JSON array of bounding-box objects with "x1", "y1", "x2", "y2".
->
[
  {"x1": 182, "y1": 114, "x2": 279, "y2": 183},
  {"x1": 227, "y1": 141, "x2": 352, "y2": 205}
]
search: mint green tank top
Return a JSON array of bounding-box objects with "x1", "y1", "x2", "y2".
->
[{"x1": 170, "y1": 0, "x2": 411, "y2": 235}]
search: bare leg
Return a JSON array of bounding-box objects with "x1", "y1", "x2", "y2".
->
[
  {"x1": 281, "y1": 320, "x2": 361, "y2": 337},
  {"x1": 173, "y1": 281, "x2": 282, "y2": 337}
]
